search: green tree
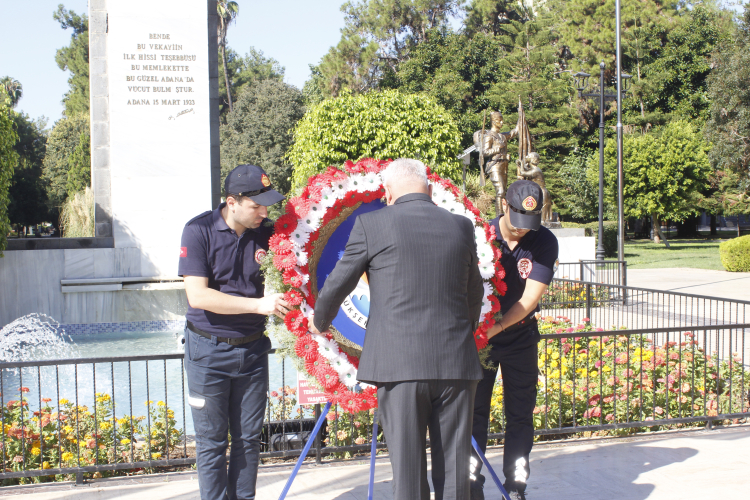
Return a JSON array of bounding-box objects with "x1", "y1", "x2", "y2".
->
[
  {"x1": 644, "y1": 4, "x2": 731, "y2": 120},
  {"x1": 0, "y1": 96, "x2": 19, "y2": 255},
  {"x1": 220, "y1": 80, "x2": 306, "y2": 194},
  {"x1": 8, "y1": 113, "x2": 49, "y2": 232},
  {"x1": 66, "y1": 131, "x2": 90, "y2": 196},
  {"x1": 42, "y1": 113, "x2": 89, "y2": 223},
  {"x1": 288, "y1": 90, "x2": 462, "y2": 189},
  {"x1": 318, "y1": 0, "x2": 463, "y2": 97},
  {"x1": 559, "y1": 148, "x2": 598, "y2": 221},
  {"x1": 54, "y1": 4, "x2": 89, "y2": 117},
  {"x1": 217, "y1": 1, "x2": 240, "y2": 113},
  {"x1": 218, "y1": 46, "x2": 285, "y2": 118},
  {"x1": 463, "y1": 0, "x2": 526, "y2": 36},
  {"x1": 703, "y1": 3, "x2": 750, "y2": 215},
  {"x1": 1, "y1": 77, "x2": 23, "y2": 108},
  {"x1": 486, "y1": 5, "x2": 579, "y2": 190},
  {"x1": 394, "y1": 29, "x2": 503, "y2": 143},
  {"x1": 596, "y1": 120, "x2": 711, "y2": 241}
]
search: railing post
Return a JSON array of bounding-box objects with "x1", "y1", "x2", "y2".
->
[
  {"x1": 586, "y1": 283, "x2": 592, "y2": 320},
  {"x1": 579, "y1": 260, "x2": 584, "y2": 282},
  {"x1": 314, "y1": 403, "x2": 322, "y2": 464}
]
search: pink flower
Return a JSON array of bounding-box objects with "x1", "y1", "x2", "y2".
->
[
  {"x1": 605, "y1": 413, "x2": 615, "y2": 421},
  {"x1": 583, "y1": 407, "x2": 601, "y2": 418},
  {"x1": 582, "y1": 317, "x2": 590, "y2": 323},
  {"x1": 654, "y1": 406, "x2": 664, "y2": 415}
]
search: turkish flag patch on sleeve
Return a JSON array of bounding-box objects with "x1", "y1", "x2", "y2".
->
[{"x1": 180, "y1": 247, "x2": 187, "y2": 258}]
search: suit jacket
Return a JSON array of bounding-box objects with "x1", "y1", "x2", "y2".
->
[{"x1": 313, "y1": 192, "x2": 484, "y2": 384}]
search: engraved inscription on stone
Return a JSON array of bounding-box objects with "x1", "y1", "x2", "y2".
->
[{"x1": 123, "y1": 33, "x2": 198, "y2": 115}]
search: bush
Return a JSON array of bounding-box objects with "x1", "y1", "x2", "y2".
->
[
  {"x1": 561, "y1": 221, "x2": 618, "y2": 258},
  {"x1": 288, "y1": 90, "x2": 462, "y2": 190},
  {"x1": 59, "y1": 187, "x2": 93, "y2": 237},
  {"x1": 719, "y1": 235, "x2": 750, "y2": 272}
]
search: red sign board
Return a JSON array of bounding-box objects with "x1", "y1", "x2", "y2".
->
[{"x1": 297, "y1": 372, "x2": 328, "y2": 406}]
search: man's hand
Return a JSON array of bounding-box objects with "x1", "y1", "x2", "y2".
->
[
  {"x1": 307, "y1": 313, "x2": 329, "y2": 337},
  {"x1": 256, "y1": 293, "x2": 291, "y2": 320}
]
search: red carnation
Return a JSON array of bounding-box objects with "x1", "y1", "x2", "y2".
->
[
  {"x1": 341, "y1": 395, "x2": 365, "y2": 413},
  {"x1": 307, "y1": 184, "x2": 324, "y2": 203},
  {"x1": 284, "y1": 310, "x2": 306, "y2": 335},
  {"x1": 495, "y1": 262, "x2": 506, "y2": 280},
  {"x1": 287, "y1": 197, "x2": 310, "y2": 217},
  {"x1": 283, "y1": 269, "x2": 304, "y2": 288},
  {"x1": 304, "y1": 291, "x2": 315, "y2": 308},
  {"x1": 345, "y1": 353, "x2": 360, "y2": 369},
  {"x1": 488, "y1": 294, "x2": 501, "y2": 312},
  {"x1": 295, "y1": 335, "x2": 319, "y2": 361},
  {"x1": 315, "y1": 364, "x2": 340, "y2": 389},
  {"x1": 425, "y1": 165, "x2": 431, "y2": 175},
  {"x1": 273, "y1": 253, "x2": 296, "y2": 271},
  {"x1": 269, "y1": 234, "x2": 294, "y2": 255},
  {"x1": 474, "y1": 330, "x2": 489, "y2": 349},
  {"x1": 495, "y1": 280, "x2": 508, "y2": 296},
  {"x1": 274, "y1": 213, "x2": 298, "y2": 236},
  {"x1": 327, "y1": 383, "x2": 349, "y2": 404},
  {"x1": 305, "y1": 356, "x2": 323, "y2": 375},
  {"x1": 284, "y1": 289, "x2": 304, "y2": 306}
]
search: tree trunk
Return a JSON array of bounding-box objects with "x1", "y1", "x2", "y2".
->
[
  {"x1": 710, "y1": 214, "x2": 717, "y2": 236},
  {"x1": 221, "y1": 43, "x2": 233, "y2": 113},
  {"x1": 652, "y1": 213, "x2": 670, "y2": 248}
]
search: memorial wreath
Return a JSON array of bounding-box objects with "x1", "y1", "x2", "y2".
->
[{"x1": 262, "y1": 158, "x2": 505, "y2": 413}]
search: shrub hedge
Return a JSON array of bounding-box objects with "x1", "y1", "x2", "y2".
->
[{"x1": 719, "y1": 235, "x2": 750, "y2": 272}]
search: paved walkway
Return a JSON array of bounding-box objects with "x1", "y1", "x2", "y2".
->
[
  {"x1": 3, "y1": 425, "x2": 749, "y2": 499},
  {"x1": 628, "y1": 268, "x2": 750, "y2": 302}
]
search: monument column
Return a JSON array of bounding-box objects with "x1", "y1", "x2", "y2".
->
[{"x1": 89, "y1": 0, "x2": 220, "y2": 275}]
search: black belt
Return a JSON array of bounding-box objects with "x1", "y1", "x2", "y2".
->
[
  {"x1": 501, "y1": 314, "x2": 537, "y2": 334},
  {"x1": 186, "y1": 321, "x2": 263, "y2": 346}
]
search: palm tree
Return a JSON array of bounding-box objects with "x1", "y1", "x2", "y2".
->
[
  {"x1": 217, "y1": 1, "x2": 239, "y2": 113},
  {"x1": 1, "y1": 77, "x2": 22, "y2": 107}
]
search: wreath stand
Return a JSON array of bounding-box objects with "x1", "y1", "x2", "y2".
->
[{"x1": 277, "y1": 402, "x2": 510, "y2": 500}]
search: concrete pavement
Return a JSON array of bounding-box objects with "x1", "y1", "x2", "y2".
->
[
  {"x1": 3, "y1": 425, "x2": 749, "y2": 499},
  {"x1": 627, "y1": 268, "x2": 750, "y2": 302}
]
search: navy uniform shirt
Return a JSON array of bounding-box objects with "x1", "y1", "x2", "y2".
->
[
  {"x1": 178, "y1": 202, "x2": 274, "y2": 340},
  {"x1": 490, "y1": 215, "x2": 559, "y2": 348}
]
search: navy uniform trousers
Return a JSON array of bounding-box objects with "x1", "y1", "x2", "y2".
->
[
  {"x1": 470, "y1": 323, "x2": 539, "y2": 494},
  {"x1": 184, "y1": 328, "x2": 269, "y2": 500}
]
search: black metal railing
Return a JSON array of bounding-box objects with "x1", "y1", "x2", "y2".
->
[
  {"x1": 2, "y1": 280, "x2": 748, "y2": 482},
  {"x1": 554, "y1": 260, "x2": 626, "y2": 288},
  {"x1": 0, "y1": 350, "x2": 383, "y2": 483}
]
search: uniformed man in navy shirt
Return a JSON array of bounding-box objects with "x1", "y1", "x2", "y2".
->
[
  {"x1": 179, "y1": 164, "x2": 290, "y2": 500},
  {"x1": 470, "y1": 180, "x2": 559, "y2": 500}
]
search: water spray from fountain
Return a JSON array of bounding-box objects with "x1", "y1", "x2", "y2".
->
[{"x1": 0, "y1": 314, "x2": 80, "y2": 362}]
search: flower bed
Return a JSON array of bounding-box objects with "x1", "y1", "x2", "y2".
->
[
  {"x1": 487, "y1": 317, "x2": 750, "y2": 442},
  {"x1": 1, "y1": 391, "x2": 183, "y2": 484}
]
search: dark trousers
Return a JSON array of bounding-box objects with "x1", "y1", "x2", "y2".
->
[
  {"x1": 470, "y1": 331, "x2": 538, "y2": 493},
  {"x1": 377, "y1": 379, "x2": 478, "y2": 500},
  {"x1": 184, "y1": 328, "x2": 270, "y2": 500}
]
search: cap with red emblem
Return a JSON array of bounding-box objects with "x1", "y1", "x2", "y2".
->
[
  {"x1": 224, "y1": 164, "x2": 285, "y2": 207},
  {"x1": 505, "y1": 180, "x2": 543, "y2": 231}
]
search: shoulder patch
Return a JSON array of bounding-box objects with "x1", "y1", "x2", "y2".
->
[
  {"x1": 185, "y1": 210, "x2": 213, "y2": 227},
  {"x1": 518, "y1": 258, "x2": 533, "y2": 279}
]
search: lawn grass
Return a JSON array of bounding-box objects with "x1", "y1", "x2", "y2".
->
[{"x1": 624, "y1": 238, "x2": 726, "y2": 270}]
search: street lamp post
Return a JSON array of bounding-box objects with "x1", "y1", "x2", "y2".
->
[{"x1": 573, "y1": 64, "x2": 631, "y2": 261}]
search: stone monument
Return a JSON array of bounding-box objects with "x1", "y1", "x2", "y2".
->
[{"x1": 90, "y1": 0, "x2": 221, "y2": 276}]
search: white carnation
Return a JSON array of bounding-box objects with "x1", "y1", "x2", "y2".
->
[
  {"x1": 349, "y1": 174, "x2": 369, "y2": 193},
  {"x1": 479, "y1": 262, "x2": 495, "y2": 279},
  {"x1": 362, "y1": 172, "x2": 382, "y2": 191},
  {"x1": 330, "y1": 178, "x2": 350, "y2": 196},
  {"x1": 339, "y1": 366, "x2": 359, "y2": 388},
  {"x1": 319, "y1": 187, "x2": 337, "y2": 208},
  {"x1": 476, "y1": 242, "x2": 494, "y2": 265},
  {"x1": 299, "y1": 301, "x2": 312, "y2": 318},
  {"x1": 316, "y1": 337, "x2": 340, "y2": 361},
  {"x1": 294, "y1": 248, "x2": 308, "y2": 267},
  {"x1": 291, "y1": 228, "x2": 310, "y2": 248}
]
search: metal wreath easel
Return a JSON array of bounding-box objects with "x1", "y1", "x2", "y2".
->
[{"x1": 277, "y1": 401, "x2": 511, "y2": 500}]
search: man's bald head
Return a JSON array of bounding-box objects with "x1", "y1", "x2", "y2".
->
[{"x1": 382, "y1": 158, "x2": 431, "y2": 204}]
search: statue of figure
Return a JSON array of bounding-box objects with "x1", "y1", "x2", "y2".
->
[
  {"x1": 517, "y1": 152, "x2": 552, "y2": 223},
  {"x1": 473, "y1": 111, "x2": 518, "y2": 215}
]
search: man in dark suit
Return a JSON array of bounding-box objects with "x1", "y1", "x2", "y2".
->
[{"x1": 310, "y1": 158, "x2": 485, "y2": 500}]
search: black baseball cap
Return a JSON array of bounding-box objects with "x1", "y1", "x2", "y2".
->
[
  {"x1": 224, "y1": 164, "x2": 285, "y2": 206},
  {"x1": 506, "y1": 180, "x2": 543, "y2": 231}
]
